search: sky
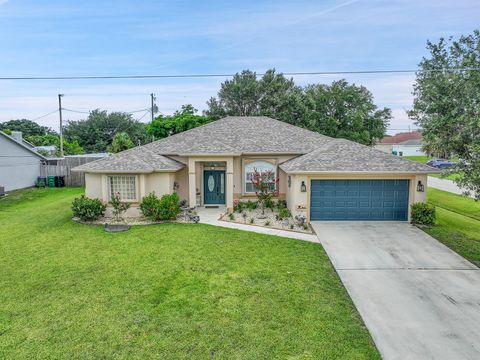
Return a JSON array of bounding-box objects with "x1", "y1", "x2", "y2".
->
[{"x1": 0, "y1": 0, "x2": 478, "y2": 134}]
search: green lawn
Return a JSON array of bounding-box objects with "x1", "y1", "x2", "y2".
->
[
  {"x1": 425, "y1": 188, "x2": 480, "y2": 266},
  {"x1": 0, "y1": 188, "x2": 379, "y2": 359}
]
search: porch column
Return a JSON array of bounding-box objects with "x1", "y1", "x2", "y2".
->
[
  {"x1": 188, "y1": 158, "x2": 197, "y2": 208},
  {"x1": 226, "y1": 157, "x2": 234, "y2": 211}
]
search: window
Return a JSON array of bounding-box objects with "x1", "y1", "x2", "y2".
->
[
  {"x1": 244, "y1": 160, "x2": 276, "y2": 193},
  {"x1": 109, "y1": 176, "x2": 137, "y2": 201}
]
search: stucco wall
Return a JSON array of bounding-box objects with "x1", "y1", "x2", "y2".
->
[
  {"x1": 233, "y1": 155, "x2": 296, "y2": 200},
  {"x1": 85, "y1": 173, "x2": 103, "y2": 199},
  {"x1": 286, "y1": 173, "x2": 429, "y2": 222},
  {"x1": 85, "y1": 171, "x2": 178, "y2": 218},
  {"x1": 0, "y1": 135, "x2": 42, "y2": 191},
  {"x1": 144, "y1": 172, "x2": 174, "y2": 196},
  {"x1": 392, "y1": 144, "x2": 426, "y2": 157},
  {"x1": 175, "y1": 167, "x2": 189, "y2": 202}
]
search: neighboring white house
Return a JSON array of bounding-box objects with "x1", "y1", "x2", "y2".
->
[
  {"x1": 0, "y1": 131, "x2": 46, "y2": 191},
  {"x1": 375, "y1": 131, "x2": 426, "y2": 157}
]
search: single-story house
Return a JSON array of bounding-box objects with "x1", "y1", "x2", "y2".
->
[
  {"x1": 0, "y1": 130, "x2": 47, "y2": 191},
  {"x1": 73, "y1": 116, "x2": 436, "y2": 221},
  {"x1": 375, "y1": 131, "x2": 425, "y2": 157}
]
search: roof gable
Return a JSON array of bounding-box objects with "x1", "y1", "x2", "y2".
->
[
  {"x1": 280, "y1": 139, "x2": 436, "y2": 173},
  {"x1": 72, "y1": 147, "x2": 184, "y2": 173}
]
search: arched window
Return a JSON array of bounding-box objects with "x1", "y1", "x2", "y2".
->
[{"x1": 244, "y1": 160, "x2": 276, "y2": 193}]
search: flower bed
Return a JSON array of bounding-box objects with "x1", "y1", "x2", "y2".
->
[
  {"x1": 221, "y1": 200, "x2": 313, "y2": 234},
  {"x1": 72, "y1": 215, "x2": 195, "y2": 226}
]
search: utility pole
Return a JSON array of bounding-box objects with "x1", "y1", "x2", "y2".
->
[
  {"x1": 58, "y1": 94, "x2": 64, "y2": 158},
  {"x1": 150, "y1": 93, "x2": 156, "y2": 122}
]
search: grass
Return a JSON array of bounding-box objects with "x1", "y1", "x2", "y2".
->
[
  {"x1": 428, "y1": 188, "x2": 480, "y2": 221},
  {"x1": 424, "y1": 188, "x2": 480, "y2": 267},
  {"x1": 0, "y1": 188, "x2": 379, "y2": 359},
  {"x1": 404, "y1": 156, "x2": 461, "y2": 180}
]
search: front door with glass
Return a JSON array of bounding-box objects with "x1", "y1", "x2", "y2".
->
[{"x1": 203, "y1": 170, "x2": 225, "y2": 204}]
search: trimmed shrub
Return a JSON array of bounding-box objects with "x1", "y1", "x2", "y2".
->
[
  {"x1": 233, "y1": 200, "x2": 245, "y2": 213},
  {"x1": 411, "y1": 202, "x2": 436, "y2": 225},
  {"x1": 277, "y1": 200, "x2": 287, "y2": 209},
  {"x1": 159, "y1": 193, "x2": 181, "y2": 220},
  {"x1": 246, "y1": 200, "x2": 257, "y2": 211},
  {"x1": 72, "y1": 195, "x2": 106, "y2": 221},
  {"x1": 139, "y1": 192, "x2": 161, "y2": 220},
  {"x1": 140, "y1": 192, "x2": 181, "y2": 221},
  {"x1": 278, "y1": 207, "x2": 292, "y2": 220}
]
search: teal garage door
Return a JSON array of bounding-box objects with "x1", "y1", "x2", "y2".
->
[{"x1": 310, "y1": 179, "x2": 409, "y2": 221}]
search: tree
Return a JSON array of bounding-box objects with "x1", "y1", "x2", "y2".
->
[
  {"x1": 63, "y1": 110, "x2": 148, "y2": 153},
  {"x1": 205, "y1": 69, "x2": 389, "y2": 144},
  {"x1": 409, "y1": 30, "x2": 480, "y2": 198},
  {"x1": 108, "y1": 132, "x2": 134, "y2": 153},
  {"x1": 251, "y1": 167, "x2": 279, "y2": 215},
  {"x1": 303, "y1": 80, "x2": 391, "y2": 145},
  {"x1": 205, "y1": 69, "x2": 305, "y2": 126},
  {"x1": 0, "y1": 119, "x2": 55, "y2": 137},
  {"x1": 147, "y1": 104, "x2": 211, "y2": 140},
  {"x1": 26, "y1": 134, "x2": 84, "y2": 156}
]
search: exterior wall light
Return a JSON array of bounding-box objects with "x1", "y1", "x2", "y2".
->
[
  {"x1": 173, "y1": 181, "x2": 179, "y2": 191},
  {"x1": 300, "y1": 181, "x2": 307, "y2": 192},
  {"x1": 288, "y1": 176, "x2": 291, "y2": 188},
  {"x1": 417, "y1": 180, "x2": 424, "y2": 192}
]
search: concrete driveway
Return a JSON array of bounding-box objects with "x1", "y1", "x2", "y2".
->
[{"x1": 312, "y1": 222, "x2": 480, "y2": 360}]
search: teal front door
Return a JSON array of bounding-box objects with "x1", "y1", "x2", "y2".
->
[{"x1": 204, "y1": 170, "x2": 226, "y2": 204}]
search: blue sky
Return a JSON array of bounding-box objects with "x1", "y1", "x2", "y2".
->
[{"x1": 0, "y1": 0, "x2": 478, "y2": 133}]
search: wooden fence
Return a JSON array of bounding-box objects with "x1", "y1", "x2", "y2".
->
[{"x1": 40, "y1": 156, "x2": 102, "y2": 187}]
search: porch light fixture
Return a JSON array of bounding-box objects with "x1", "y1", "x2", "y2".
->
[
  {"x1": 300, "y1": 181, "x2": 307, "y2": 192},
  {"x1": 288, "y1": 176, "x2": 291, "y2": 188},
  {"x1": 173, "y1": 181, "x2": 179, "y2": 191},
  {"x1": 417, "y1": 180, "x2": 424, "y2": 192}
]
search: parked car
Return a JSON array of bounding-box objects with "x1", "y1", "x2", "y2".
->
[{"x1": 426, "y1": 159, "x2": 457, "y2": 168}]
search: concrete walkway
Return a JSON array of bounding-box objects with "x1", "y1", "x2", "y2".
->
[
  {"x1": 196, "y1": 206, "x2": 319, "y2": 242},
  {"x1": 312, "y1": 221, "x2": 480, "y2": 360},
  {"x1": 428, "y1": 176, "x2": 473, "y2": 197}
]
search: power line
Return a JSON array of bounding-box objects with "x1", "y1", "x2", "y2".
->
[
  {"x1": 1, "y1": 68, "x2": 480, "y2": 81},
  {"x1": 63, "y1": 107, "x2": 150, "y2": 114},
  {"x1": 135, "y1": 110, "x2": 151, "y2": 121},
  {"x1": 62, "y1": 108, "x2": 90, "y2": 114},
  {"x1": 31, "y1": 109, "x2": 58, "y2": 121}
]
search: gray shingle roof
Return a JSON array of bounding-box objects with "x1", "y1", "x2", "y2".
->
[
  {"x1": 72, "y1": 146, "x2": 184, "y2": 173},
  {"x1": 280, "y1": 139, "x2": 437, "y2": 173},
  {"x1": 145, "y1": 116, "x2": 334, "y2": 155},
  {"x1": 73, "y1": 116, "x2": 436, "y2": 174}
]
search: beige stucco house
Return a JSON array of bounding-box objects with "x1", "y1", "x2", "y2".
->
[{"x1": 73, "y1": 116, "x2": 436, "y2": 221}]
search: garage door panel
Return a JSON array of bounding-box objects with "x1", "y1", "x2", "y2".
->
[{"x1": 310, "y1": 179, "x2": 409, "y2": 221}]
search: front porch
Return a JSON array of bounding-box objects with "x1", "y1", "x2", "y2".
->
[{"x1": 187, "y1": 156, "x2": 234, "y2": 210}]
